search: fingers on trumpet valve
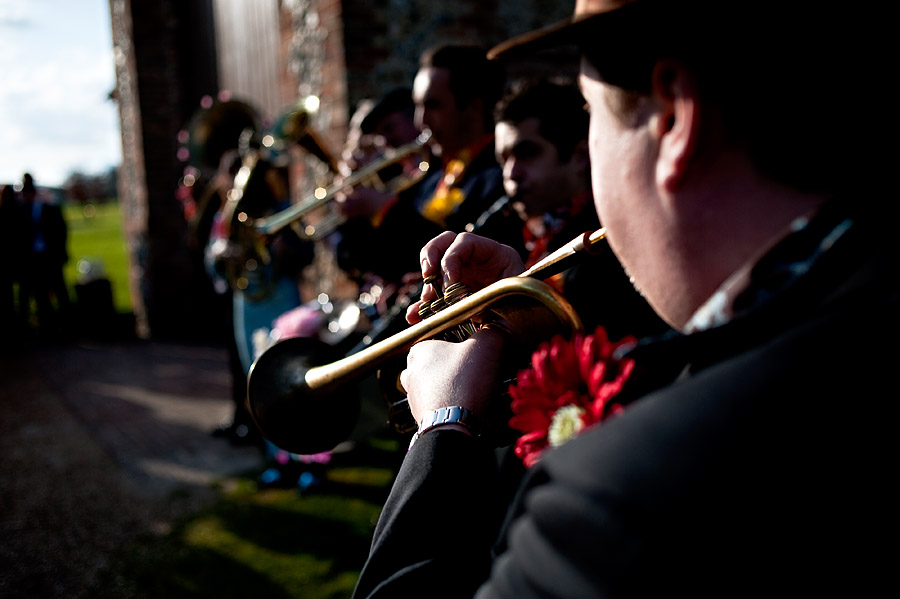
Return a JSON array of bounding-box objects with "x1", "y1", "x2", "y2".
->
[{"x1": 415, "y1": 279, "x2": 480, "y2": 341}]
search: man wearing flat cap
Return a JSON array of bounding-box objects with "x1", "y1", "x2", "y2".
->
[{"x1": 353, "y1": 1, "x2": 895, "y2": 597}]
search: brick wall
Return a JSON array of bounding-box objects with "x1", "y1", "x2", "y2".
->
[{"x1": 337, "y1": 0, "x2": 575, "y2": 113}]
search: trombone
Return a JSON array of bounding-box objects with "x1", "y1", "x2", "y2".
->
[
  {"x1": 253, "y1": 130, "x2": 433, "y2": 239},
  {"x1": 247, "y1": 229, "x2": 607, "y2": 455}
]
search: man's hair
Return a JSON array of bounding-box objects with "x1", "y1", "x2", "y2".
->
[
  {"x1": 419, "y1": 44, "x2": 505, "y2": 131},
  {"x1": 360, "y1": 87, "x2": 414, "y2": 135},
  {"x1": 22, "y1": 173, "x2": 36, "y2": 195},
  {"x1": 579, "y1": 3, "x2": 882, "y2": 194},
  {"x1": 494, "y1": 79, "x2": 588, "y2": 163}
]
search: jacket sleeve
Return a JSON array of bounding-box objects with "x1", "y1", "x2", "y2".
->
[{"x1": 354, "y1": 429, "x2": 505, "y2": 599}]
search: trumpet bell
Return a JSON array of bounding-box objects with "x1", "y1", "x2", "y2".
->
[{"x1": 248, "y1": 336, "x2": 361, "y2": 455}]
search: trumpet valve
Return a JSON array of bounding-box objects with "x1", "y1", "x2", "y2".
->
[
  {"x1": 423, "y1": 273, "x2": 441, "y2": 293},
  {"x1": 417, "y1": 303, "x2": 435, "y2": 320},
  {"x1": 418, "y1": 274, "x2": 443, "y2": 319},
  {"x1": 442, "y1": 283, "x2": 476, "y2": 340},
  {"x1": 443, "y1": 282, "x2": 469, "y2": 305},
  {"x1": 416, "y1": 281, "x2": 475, "y2": 341},
  {"x1": 428, "y1": 296, "x2": 447, "y2": 315}
]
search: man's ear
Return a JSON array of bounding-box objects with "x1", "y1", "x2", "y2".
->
[{"x1": 652, "y1": 60, "x2": 700, "y2": 192}]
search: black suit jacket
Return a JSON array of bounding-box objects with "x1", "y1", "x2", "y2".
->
[{"x1": 354, "y1": 195, "x2": 897, "y2": 597}]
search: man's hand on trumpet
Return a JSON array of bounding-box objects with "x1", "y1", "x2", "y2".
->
[
  {"x1": 401, "y1": 232, "x2": 526, "y2": 438},
  {"x1": 399, "y1": 327, "x2": 507, "y2": 429},
  {"x1": 406, "y1": 232, "x2": 525, "y2": 325}
]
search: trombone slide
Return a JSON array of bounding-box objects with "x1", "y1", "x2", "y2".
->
[{"x1": 253, "y1": 131, "x2": 432, "y2": 236}]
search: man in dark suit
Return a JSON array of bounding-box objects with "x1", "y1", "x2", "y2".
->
[{"x1": 353, "y1": 1, "x2": 894, "y2": 597}]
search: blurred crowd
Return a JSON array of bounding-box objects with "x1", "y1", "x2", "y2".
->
[{"x1": 1, "y1": 173, "x2": 71, "y2": 344}]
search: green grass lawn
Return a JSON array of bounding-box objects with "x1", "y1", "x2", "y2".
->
[
  {"x1": 63, "y1": 201, "x2": 133, "y2": 314},
  {"x1": 87, "y1": 438, "x2": 401, "y2": 599}
]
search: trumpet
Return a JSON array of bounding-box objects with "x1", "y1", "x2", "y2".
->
[
  {"x1": 246, "y1": 229, "x2": 607, "y2": 455},
  {"x1": 253, "y1": 130, "x2": 433, "y2": 239}
]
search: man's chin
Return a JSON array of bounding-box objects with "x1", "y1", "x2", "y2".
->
[{"x1": 518, "y1": 197, "x2": 551, "y2": 220}]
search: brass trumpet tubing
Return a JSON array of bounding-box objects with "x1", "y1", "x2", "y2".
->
[
  {"x1": 520, "y1": 228, "x2": 607, "y2": 280},
  {"x1": 302, "y1": 276, "x2": 582, "y2": 392},
  {"x1": 247, "y1": 276, "x2": 583, "y2": 453}
]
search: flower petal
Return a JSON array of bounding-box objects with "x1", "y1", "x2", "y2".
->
[{"x1": 508, "y1": 325, "x2": 637, "y2": 467}]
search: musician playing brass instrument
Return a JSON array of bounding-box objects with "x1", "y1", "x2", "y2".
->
[
  {"x1": 354, "y1": 0, "x2": 894, "y2": 597},
  {"x1": 333, "y1": 87, "x2": 431, "y2": 287},
  {"x1": 335, "y1": 45, "x2": 515, "y2": 287},
  {"x1": 177, "y1": 97, "x2": 273, "y2": 445}
]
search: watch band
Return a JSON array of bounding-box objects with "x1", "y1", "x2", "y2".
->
[{"x1": 408, "y1": 406, "x2": 480, "y2": 450}]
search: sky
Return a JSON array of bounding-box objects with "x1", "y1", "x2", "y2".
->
[{"x1": 0, "y1": 0, "x2": 121, "y2": 188}]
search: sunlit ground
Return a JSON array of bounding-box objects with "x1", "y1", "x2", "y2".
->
[{"x1": 87, "y1": 440, "x2": 398, "y2": 599}]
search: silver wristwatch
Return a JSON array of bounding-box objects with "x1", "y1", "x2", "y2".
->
[{"x1": 408, "y1": 406, "x2": 480, "y2": 450}]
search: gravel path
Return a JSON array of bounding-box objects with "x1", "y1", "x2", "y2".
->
[{"x1": 0, "y1": 339, "x2": 264, "y2": 598}]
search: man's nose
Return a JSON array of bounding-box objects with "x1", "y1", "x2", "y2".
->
[
  {"x1": 414, "y1": 106, "x2": 427, "y2": 132},
  {"x1": 506, "y1": 158, "x2": 524, "y2": 184}
]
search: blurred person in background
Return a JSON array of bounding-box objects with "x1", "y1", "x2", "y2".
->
[
  {"x1": 334, "y1": 87, "x2": 426, "y2": 288},
  {"x1": 17, "y1": 173, "x2": 71, "y2": 340},
  {"x1": 335, "y1": 45, "x2": 511, "y2": 286},
  {"x1": 178, "y1": 97, "x2": 267, "y2": 447},
  {"x1": 0, "y1": 184, "x2": 21, "y2": 342},
  {"x1": 478, "y1": 78, "x2": 668, "y2": 339}
]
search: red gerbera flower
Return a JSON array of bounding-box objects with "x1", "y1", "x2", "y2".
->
[{"x1": 508, "y1": 326, "x2": 636, "y2": 468}]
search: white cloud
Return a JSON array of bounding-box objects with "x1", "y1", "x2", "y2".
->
[
  {"x1": 0, "y1": 0, "x2": 121, "y2": 188},
  {"x1": 0, "y1": 0, "x2": 29, "y2": 27}
]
